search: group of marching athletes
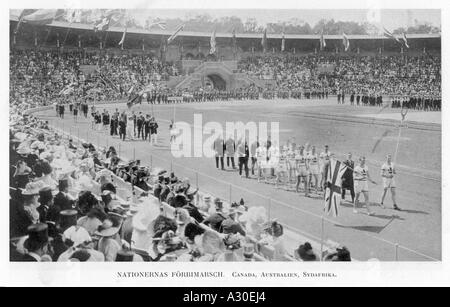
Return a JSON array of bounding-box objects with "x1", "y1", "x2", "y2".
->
[{"x1": 215, "y1": 138, "x2": 400, "y2": 216}]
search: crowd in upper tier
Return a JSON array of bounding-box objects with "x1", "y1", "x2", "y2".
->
[
  {"x1": 10, "y1": 49, "x2": 441, "y2": 113},
  {"x1": 237, "y1": 54, "x2": 441, "y2": 99},
  {"x1": 9, "y1": 50, "x2": 179, "y2": 114}
]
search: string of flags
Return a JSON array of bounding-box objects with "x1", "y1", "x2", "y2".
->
[{"x1": 11, "y1": 10, "x2": 413, "y2": 52}]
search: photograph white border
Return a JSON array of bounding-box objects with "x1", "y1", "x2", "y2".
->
[{"x1": 1, "y1": 0, "x2": 448, "y2": 287}]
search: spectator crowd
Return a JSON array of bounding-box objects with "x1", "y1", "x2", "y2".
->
[
  {"x1": 11, "y1": 49, "x2": 441, "y2": 114},
  {"x1": 10, "y1": 112, "x2": 354, "y2": 262}
]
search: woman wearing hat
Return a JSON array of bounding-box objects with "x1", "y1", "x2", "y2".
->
[
  {"x1": 295, "y1": 242, "x2": 319, "y2": 261},
  {"x1": 259, "y1": 220, "x2": 288, "y2": 261},
  {"x1": 36, "y1": 161, "x2": 57, "y2": 191},
  {"x1": 21, "y1": 181, "x2": 46, "y2": 226},
  {"x1": 13, "y1": 160, "x2": 32, "y2": 190},
  {"x1": 96, "y1": 218, "x2": 123, "y2": 261}
]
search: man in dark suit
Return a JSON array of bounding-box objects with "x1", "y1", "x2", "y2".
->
[
  {"x1": 213, "y1": 135, "x2": 225, "y2": 170},
  {"x1": 225, "y1": 136, "x2": 236, "y2": 169},
  {"x1": 143, "y1": 115, "x2": 151, "y2": 141},
  {"x1": 237, "y1": 139, "x2": 249, "y2": 178},
  {"x1": 341, "y1": 153, "x2": 355, "y2": 203},
  {"x1": 37, "y1": 187, "x2": 53, "y2": 224},
  {"x1": 137, "y1": 113, "x2": 144, "y2": 140},
  {"x1": 53, "y1": 179, "x2": 75, "y2": 212},
  {"x1": 20, "y1": 223, "x2": 50, "y2": 262}
]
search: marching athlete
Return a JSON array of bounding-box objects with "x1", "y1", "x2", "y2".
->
[
  {"x1": 353, "y1": 156, "x2": 376, "y2": 216},
  {"x1": 169, "y1": 120, "x2": 177, "y2": 144},
  {"x1": 275, "y1": 145, "x2": 289, "y2": 189},
  {"x1": 295, "y1": 145, "x2": 310, "y2": 197},
  {"x1": 255, "y1": 141, "x2": 268, "y2": 182},
  {"x1": 286, "y1": 142, "x2": 296, "y2": 184},
  {"x1": 319, "y1": 145, "x2": 331, "y2": 190},
  {"x1": 380, "y1": 154, "x2": 401, "y2": 210},
  {"x1": 307, "y1": 146, "x2": 320, "y2": 194},
  {"x1": 73, "y1": 103, "x2": 78, "y2": 123}
]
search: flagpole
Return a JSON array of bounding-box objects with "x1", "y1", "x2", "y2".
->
[
  {"x1": 320, "y1": 215, "x2": 325, "y2": 261},
  {"x1": 62, "y1": 26, "x2": 71, "y2": 47},
  {"x1": 394, "y1": 108, "x2": 407, "y2": 164}
]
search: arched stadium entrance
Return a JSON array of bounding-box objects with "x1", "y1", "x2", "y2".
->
[{"x1": 206, "y1": 74, "x2": 226, "y2": 90}]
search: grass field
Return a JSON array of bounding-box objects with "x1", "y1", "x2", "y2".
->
[{"x1": 36, "y1": 98, "x2": 441, "y2": 261}]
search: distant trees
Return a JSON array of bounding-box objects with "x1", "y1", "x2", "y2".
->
[
  {"x1": 392, "y1": 21, "x2": 441, "y2": 34},
  {"x1": 58, "y1": 10, "x2": 441, "y2": 35}
]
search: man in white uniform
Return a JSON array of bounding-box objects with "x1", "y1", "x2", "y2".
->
[
  {"x1": 307, "y1": 146, "x2": 320, "y2": 193},
  {"x1": 295, "y1": 146, "x2": 309, "y2": 197},
  {"x1": 380, "y1": 154, "x2": 400, "y2": 210},
  {"x1": 255, "y1": 141, "x2": 267, "y2": 182},
  {"x1": 353, "y1": 156, "x2": 377, "y2": 216}
]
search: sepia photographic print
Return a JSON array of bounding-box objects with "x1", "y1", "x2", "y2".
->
[{"x1": 2, "y1": 0, "x2": 449, "y2": 287}]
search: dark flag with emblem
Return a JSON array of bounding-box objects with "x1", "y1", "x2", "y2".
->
[{"x1": 324, "y1": 159, "x2": 348, "y2": 217}]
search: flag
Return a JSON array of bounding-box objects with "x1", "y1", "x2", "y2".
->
[
  {"x1": 281, "y1": 32, "x2": 285, "y2": 52},
  {"x1": 383, "y1": 27, "x2": 401, "y2": 43},
  {"x1": 401, "y1": 33, "x2": 409, "y2": 48},
  {"x1": 167, "y1": 24, "x2": 185, "y2": 44},
  {"x1": 261, "y1": 28, "x2": 267, "y2": 52},
  {"x1": 342, "y1": 33, "x2": 350, "y2": 51},
  {"x1": 97, "y1": 72, "x2": 118, "y2": 92},
  {"x1": 324, "y1": 159, "x2": 347, "y2": 217},
  {"x1": 14, "y1": 9, "x2": 38, "y2": 34},
  {"x1": 65, "y1": 9, "x2": 80, "y2": 24},
  {"x1": 210, "y1": 29, "x2": 216, "y2": 54},
  {"x1": 93, "y1": 13, "x2": 113, "y2": 32},
  {"x1": 320, "y1": 31, "x2": 326, "y2": 50},
  {"x1": 22, "y1": 9, "x2": 62, "y2": 25},
  {"x1": 118, "y1": 26, "x2": 127, "y2": 46},
  {"x1": 148, "y1": 20, "x2": 167, "y2": 30}
]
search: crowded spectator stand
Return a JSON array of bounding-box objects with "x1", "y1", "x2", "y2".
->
[{"x1": 10, "y1": 111, "x2": 355, "y2": 262}]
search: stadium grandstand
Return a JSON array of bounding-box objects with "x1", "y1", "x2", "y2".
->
[{"x1": 9, "y1": 9, "x2": 441, "y2": 263}]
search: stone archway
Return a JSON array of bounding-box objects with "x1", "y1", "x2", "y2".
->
[{"x1": 206, "y1": 74, "x2": 227, "y2": 90}]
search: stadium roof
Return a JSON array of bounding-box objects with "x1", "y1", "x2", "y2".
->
[{"x1": 10, "y1": 18, "x2": 441, "y2": 40}]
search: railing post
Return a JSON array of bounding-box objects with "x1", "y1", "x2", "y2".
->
[
  {"x1": 118, "y1": 144, "x2": 121, "y2": 158},
  {"x1": 133, "y1": 147, "x2": 136, "y2": 160},
  {"x1": 150, "y1": 155, "x2": 153, "y2": 170},
  {"x1": 77, "y1": 128, "x2": 80, "y2": 141}
]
